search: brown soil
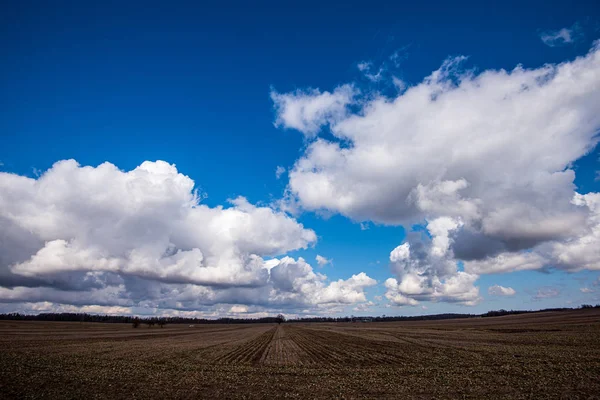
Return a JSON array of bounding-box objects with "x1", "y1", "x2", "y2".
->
[{"x1": 1, "y1": 309, "x2": 599, "y2": 399}]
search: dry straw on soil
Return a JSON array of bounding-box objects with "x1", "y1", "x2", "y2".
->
[{"x1": 1, "y1": 309, "x2": 599, "y2": 399}]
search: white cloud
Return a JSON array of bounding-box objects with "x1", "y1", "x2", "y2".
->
[
  {"x1": 533, "y1": 287, "x2": 561, "y2": 300},
  {"x1": 353, "y1": 301, "x2": 375, "y2": 312},
  {"x1": 465, "y1": 192, "x2": 600, "y2": 275},
  {"x1": 315, "y1": 254, "x2": 332, "y2": 267},
  {"x1": 279, "y1": 45, "x2": 600, "y2": 228},
  {"x1": 540, "y1": 24, "x2": 582, "y2": 47},
  {"x1": 488, "y1": 284, "x2": 516, "y2": 296},
  {"x1": 0, "y1": 160, "x2": 375, "y2": 314},
  {"x1": 390, "y1": 45, "x2": 410, "y2": 67},
  {"x1": 2, "y1": 159, "x2": 314, "y2": 287},
  {"x1": 273, "y1": 42, "x2": 600, "y2": 303},
  {"x1": 392, "y1": 76, "x2": 406, "y2": 91},
  {"x1": 357, "y1": 60, "x2": 384, "y2": 82},
  {"x1": 270, "y1": 85, "x2": 357, "y2": 136},
  {"x1": 384, "y1": 279, "x2": 419, "y2": 306},
  {"x1": 229, "y1": 305, "x2": 248, "y2": 313},
  {"x1": 384, "y1": 217, "x2": 481, "y2": 306},
  {"x1": 268, "y1": 257, "x2": 376, "y2": 306},
  {"x1": 275, "y1": 166, "x2": 286, "y2": 179},
  {"x1": 0, "y1": 300, "x2": 281, "y2": 319},
  {"x1": 580, "y1": 287, "x2": 593, "y2": 293},
  {"x1": 357, "y1": 61, "x2": 371, "y2": 72},
  {"x1": 13, "y1": 302, "x2": 133, "y2": 315},
  {"x1": 465, "y1": 252, "x2": 546, "y2": 275},
  {"x1": 366, "y1": 70, "x2": 384, "y2": 82}
]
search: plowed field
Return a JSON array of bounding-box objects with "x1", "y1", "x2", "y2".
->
[{"x1": 1, "y1": 309, "x2": 600, "y2": 399}]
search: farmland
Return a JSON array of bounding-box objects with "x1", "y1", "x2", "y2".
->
[{"x1": 1, "y1": 309, "x2": 600, "y2": 399}]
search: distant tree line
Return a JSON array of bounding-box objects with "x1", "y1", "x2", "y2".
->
[
  {"x1": 0, "y1": 304, "x2": 598, "y2": 325},
  {"x1": 287, "y1": 313, "x2": 480, "y2": 323},
  {"x1": 481, "y1": 305, "x2": 599, "y2": 317},
  {"x1": 0, "y1": 312, "x2": 288, "y2": 325}
]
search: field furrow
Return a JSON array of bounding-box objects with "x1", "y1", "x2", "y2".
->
[
  {"x1": 260, "y1": 325, "x2": 306, "y2": 366},
  {"x1": 213, "y1": 326, "x2": 277, "y2": 365},
  {"x1": 2, "y1": 309, "x2": 600, "y2": 399}
]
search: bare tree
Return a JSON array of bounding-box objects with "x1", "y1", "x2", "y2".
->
[
  {"x1": 276, "y1": 314, "x2": 285, "y2": 325},
  {"x1": 132, "y1": 318, "x2": 140, "y2": 328}
]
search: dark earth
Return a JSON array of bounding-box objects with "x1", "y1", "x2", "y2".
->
[{"x1": 1, "y1": 309, "x2": 599, "y2": 399}]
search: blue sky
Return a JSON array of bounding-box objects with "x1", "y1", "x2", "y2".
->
[{"x1": 1, "y1": 0, "x2": 600, "y2": 317}]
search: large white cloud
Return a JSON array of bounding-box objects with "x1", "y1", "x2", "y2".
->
[
  {"x1": 278, "y1": 44, "x2": 600, "y2": 228},
  {"x1": 0, "y1": 160, "x2": 375, "y2": 314},
  {"x1": 274, "y1": 41, "x2": 600, "y2": 305},
  {"x1": 1, "y1": 160, "x2": 315, "y2": 286}
]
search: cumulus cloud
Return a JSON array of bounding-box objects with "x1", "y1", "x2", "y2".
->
[
  {"x1": 279, "y1": 45, "x2": 600, "y2": 228},
  {"x1": 0, "y1": 160, "x2": 374, "y2": 315},
  {"x1": 540, "y1": 24, "x2": 582, "y2": 47},
  {"x1": 384, "y1": 217, "x2": 481, "y2": 306},
  {"x1": 488, "y1": 284, "x2": 516, "y2": 296},
  {"x1": 315, "y1": 254, "x2": 332, "y2": 267},
  {"x1": 2, "y1": 160, "x2": 314, "y2": 287},
  {"x1": 580, "y1": 287, "x2": 593, "y2": 293},
  {"x1": 466, "y1": 192, "x2": 600, "y2": 275},
  {"x1": 270, "y1": 85, "x2": 357, "y2": 136},
  {"x1": 268, "y1": 257, "x2": 376, "y2": 306},
  {"x1": 274, "y1": 41, "x2": 600, "y2": 304}
]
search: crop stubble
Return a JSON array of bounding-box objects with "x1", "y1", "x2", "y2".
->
[{"x1": 1, "y1": 309, "x2": 599, "y2": 399}]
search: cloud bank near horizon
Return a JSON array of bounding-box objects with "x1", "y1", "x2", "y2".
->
[{"x1": 0, "y1": 160, "x2": 375, "y2": 316}]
